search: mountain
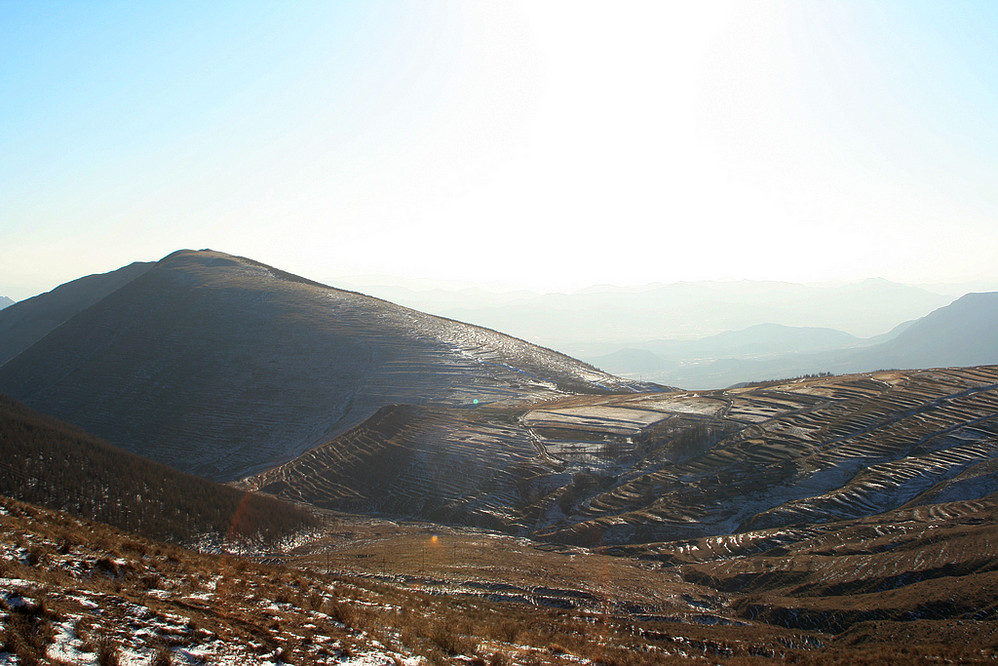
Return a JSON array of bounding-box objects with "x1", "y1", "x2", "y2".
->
[
  {"x1": 0, "y1": 296, "x2": 13, "y2": 310},
  {"x1": 848, "y1": 291, "x2": 998, "y2": 370},
  {"x1": 0, "y1": 393, "x2": 317, "y2": 546},
  {"x1": 663, "y1": 322, "x2": 861, "y2": 357},
  {"x1": 589, "y1": 323, "x2": 862, "y2": 380},
  {"x1": 0, "y1": 260, "x2": 153, "y2": 366},
  {"x1": 0, "y1": 250, "x2": 651, "y2": 481},
  {"x1": 588, "y1": 347, "x2": 679, "y2": 378},
  {"x1": 589, "y1": 293, "x2": 998, "y2": 389}
]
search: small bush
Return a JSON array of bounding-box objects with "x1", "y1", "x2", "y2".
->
[
  {"x1": 24, "y1": 546, "x2": 44, "y2": 566},
  {"x1": 94, "y1": 632, "x2": 120, "y2": 666},
  {"x1": 328, "y1": 601, "x2": 355, "y2": 627},
  {"x1": 489, "y1": 653, "x2": 510, "y2": 666},
  {"x1": 152, "y1": 645, "x2": 173, "y2": 666},
  {"x1": 429, "y1": 626, "x2": 476, "y2": 656}
]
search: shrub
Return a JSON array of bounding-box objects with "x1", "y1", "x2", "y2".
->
[
  {"x1": 94, "y1": 632, "x2": 120, "y2": 666},
  {"x1": 152, "y1": 645, "x2": 173, "y2": 666}
]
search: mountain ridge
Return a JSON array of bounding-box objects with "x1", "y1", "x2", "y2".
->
[
  {"x1": 0, "y1": 260, "x2": 153, "y2": 366},
  {"x1": 0, "y1": 249, "x2": 654, "y2": 481}
]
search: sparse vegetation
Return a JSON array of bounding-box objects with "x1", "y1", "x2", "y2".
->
[
  {"x1": 3, "y1": 488, "x2": 998, "y2": 664},
  {"x1": 0, "y1": 394, "x2": 320, "y2": 547}
]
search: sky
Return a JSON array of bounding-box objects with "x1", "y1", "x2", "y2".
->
[{"x1": 3, "y1": 1, "x2": 998, "y2": 301}]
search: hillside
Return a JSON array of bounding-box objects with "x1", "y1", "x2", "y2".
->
[
  {"x1": 0, "y1": 394, "x2": 317, "y2": 547},
  {"x1": 0, "y1": 260, "x2": 153, "y2": 366},
  {"x1": 849, "y1": 291, "x2": 998, "y2": 370},
  {"x1": 0, "y1": 296, "x2": 12, "y2": 310},
  {"x1": 246, "y1": 366, "x2": 998, "y2": 549},
  {"x1": 0, "y1": 250, "x2": 652, "y2": 481},
  {"x1": 3, "y1": 491, "x2": 996, "y2": 665}
]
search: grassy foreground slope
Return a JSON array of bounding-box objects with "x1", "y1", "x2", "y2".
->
[{"x1": 4, "y1": 492, "x2": 997, "y2": 665}]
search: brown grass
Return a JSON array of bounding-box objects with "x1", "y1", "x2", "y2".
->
[{"x1": 2, "y1": 491, "x2": 996, "y2": 665}]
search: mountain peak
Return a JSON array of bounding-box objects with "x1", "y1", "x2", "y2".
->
[{"x1": 0, "y1": 251, "x2": 653, "y2": 480}]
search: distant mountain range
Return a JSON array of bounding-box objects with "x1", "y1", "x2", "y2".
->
[
  {"x1": 589, "y1": 293, "x2": 998, "y2": 388},
  {"x1": 346, "y1": 276, "x2": 954, "y2": 351},
  {"x1": 0, "y1": 250, "x2": 650, "y2": 480}
]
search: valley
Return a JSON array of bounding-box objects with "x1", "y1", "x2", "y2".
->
[{"x1": 1, "y1": 251, "x2": 998, "y2": 664}]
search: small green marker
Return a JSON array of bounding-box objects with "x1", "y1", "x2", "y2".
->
[{"x1": 473, "y1": 398, "x2": 479, "y2": 405}]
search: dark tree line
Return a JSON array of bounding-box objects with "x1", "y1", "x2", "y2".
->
[{"x1": 0, "y1": 394, "x2": 319, "y2": 546}]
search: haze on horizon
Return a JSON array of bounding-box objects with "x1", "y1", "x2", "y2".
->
[{"x1": 3, "y1": 1, "x2": 998, "y2": 302}]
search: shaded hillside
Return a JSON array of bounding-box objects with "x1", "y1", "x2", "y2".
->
[
  {"x1": 0, "y1": 261, "x2": 152, "y2": 366},
  {"x1": 0, "y1": 394, "x2": 318, "y2": 546},
  {"x1": 248, "y1": 366, "x2": 998, "y2": 550},
  {"x1": 244, "y1": 403, "x2": 557, "y2": 531},
  {"x1": 0, "y1": 296, "x2": 12, "y2": 310},
  {"x1": 0, "y1": 250, "x2": 650, "y2": 480}
]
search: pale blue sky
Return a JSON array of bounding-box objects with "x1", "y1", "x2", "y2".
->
[{"x1": 3, "y1": 1, "x2": 997, "y2": 300}]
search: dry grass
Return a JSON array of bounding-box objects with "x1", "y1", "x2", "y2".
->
[{"x1": 2, "y1": 492, "x2": 997, "y2": 664}]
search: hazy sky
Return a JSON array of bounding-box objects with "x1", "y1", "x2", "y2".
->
[{"x1": 3, "y1": 1, "x2": 998, "y2": 300}]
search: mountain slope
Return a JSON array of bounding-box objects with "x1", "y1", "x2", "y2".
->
[
  {"x1": 0, "y1": 296, "x2": 12, "y2": 310},
  {"x1": 849, "y1": 291, "x2": 998, "y2": 370},
  {"x1": 0, "y1": 261, "x2": 153, "y2": 366},
  {"x1": 0, "y1": 250, "x2": 650, "y2": 480},
  {"x1": 245, "y1": 365, "x2": 998, "y2": 550},
  {"x1": 0, "y1": 394, "x2": 316, "y2": 546}
]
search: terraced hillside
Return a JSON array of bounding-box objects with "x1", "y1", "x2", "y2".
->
[
  {"x1": 0, "y1": 250, "x2": 650, "y2": 480},
  {"x1": 245, "y1": 403, "x2": 559, "y2": 531},
  {"x1": 247, "y1": 366, "x2": 998, "y2": 551},
  {"x1": 535, "y1": 366, "x2": 998, "y2": 546}
]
